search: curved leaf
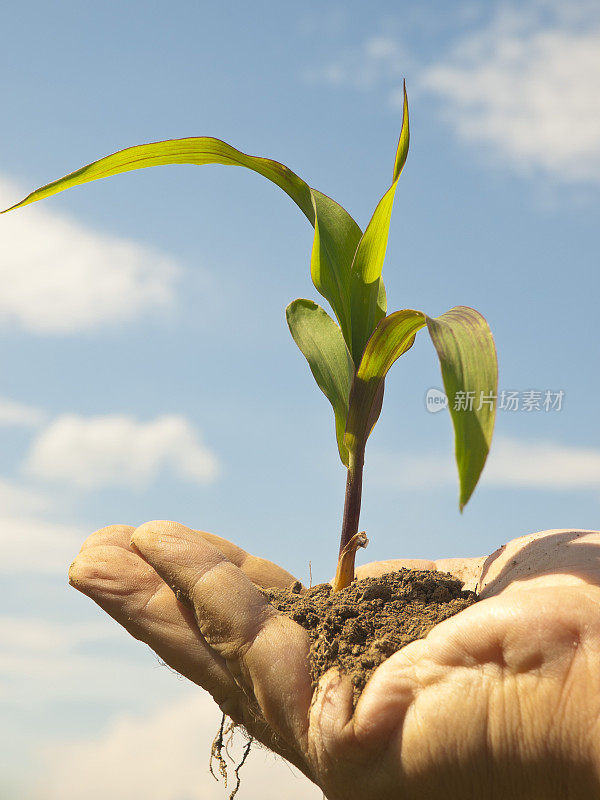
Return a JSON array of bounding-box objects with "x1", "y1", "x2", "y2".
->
[
  {"x1": 349, "y1": 82, "x2": 409, "y2": 360},
  {"x1": 286, "y1": 299, "x2": 355, "y2": 466},
  {"x1": 391, "y1": 80, "x2": 410, "y2": 184},
  {"x1": 310, "y1": 189, "x2": 362, "y2": 351},
  {"x1": 426, "y1": 307, "x2": 497, "y2": 510},
  {"x1": 345, "y1": 305, "x2": 497, "y2": 510},
  {"x1": 344, "y1": 309, "x2": 426, "y2": 456},
  {"x1": 2, "y1": 136, "x2": 365, "y2": 354}
]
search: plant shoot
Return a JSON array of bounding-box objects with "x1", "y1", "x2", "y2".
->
[{"x1": 2, "y1": 83, "x2": 498, "y2": 589}]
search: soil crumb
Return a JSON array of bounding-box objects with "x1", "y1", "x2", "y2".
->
[{"x1": 264, "y1": 568, "x2": 477, "y2": 703}]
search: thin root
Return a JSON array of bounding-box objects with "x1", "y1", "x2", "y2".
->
[
  {"x1": 230, "y1": 738, "x2": 252, "y2": 799},
  {"x1": 209, "y1": 713, "x2": 254, "y2": 799},
  {"x1": 209, "y1": 713, "x2": 228, "y2": 785}
]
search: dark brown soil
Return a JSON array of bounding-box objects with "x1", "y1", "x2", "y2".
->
[{"x1": 263, "y1": 568, "x2": 477, "y2": 704}]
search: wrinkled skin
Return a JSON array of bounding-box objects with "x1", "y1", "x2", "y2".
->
[{"x1": 69, "y1": 523, "x2": 600, "y2": 799}]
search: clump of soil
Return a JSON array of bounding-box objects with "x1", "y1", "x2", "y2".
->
[{"x1": 264, "y1": 568, "x2": 477, "y2": 703}]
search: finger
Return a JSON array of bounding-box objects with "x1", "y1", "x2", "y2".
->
[
  {"x1": 197, "y1": 531, "x2": 300, "y2": 589},
  {"x1": 130, "y1": 520, "x2": 314, "y2": 751},
  {"x1": 79, "y1": 524, "x2": 299, "y2": 590},
  {"x1": 69, "y1": 529, "x2": 238, "y2": 705},
  {"x1": 70, "y1": 527, "x2": 312, "y2": 769},
  {"x1": 72, "y1": 523, "x2": 294, "y2": 692},
  {"x1": 478, "y1": 529, "x2": 600, "y2": 597},
  {"x1": 79, "y1": 523, "x2": 136, "y2": 550}
]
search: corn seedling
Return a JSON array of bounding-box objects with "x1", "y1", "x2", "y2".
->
[{"x1": 2, "y1": 84, "x2": 497, "y2": 589}]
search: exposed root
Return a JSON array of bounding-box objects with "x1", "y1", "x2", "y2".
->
[
  {"x1": 231, "y1": 738, "x2": 252, "y2": 798},
  {"x1": 209, "y1": 713, "x2": 229, "y2": 785},
  {"x1": 223, "y1": 719, "x2": 237, "y2": 760},
  {"x1": 209, "y1": 713, "x2": 254, "y2": 799}
]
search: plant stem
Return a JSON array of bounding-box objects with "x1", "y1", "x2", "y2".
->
[
  {"x1": 339, "y1": 446, "x2": 365, "y2": 557},
  {"x1": 331, "y1": 446, "x2": 367, "y2": 592}
]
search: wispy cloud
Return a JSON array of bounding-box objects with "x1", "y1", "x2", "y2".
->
[
  {"x1": 307, "y1": 1, "x2": 600, "y2": 183},
  {"x1": 421, "y1": 3, "x2": 600, "y2": 181},
  {"x1": 0, "y1": 396, "x2": 45, "y2": 427},
  {"x1": 0, "y1": 477, "x2": 53, "y2": 516},
  {"x1": 0, "y1": 516, "x2": 84, "y2": 573},
  {"x1": 484, "y1": 437, "x2": 600, "y2": 488},
  {"x1": 304, "y1": 35, "x2": 408, "y2": 92},
  {"x1": 371, "y1": 435, "x2": 600, "y2": 491},
  {"x1": 0, "y1": 469, "x2": 81, "y2": 573},
  {"x1": 24, "y1": 413, "x2": 220, "y2": 490},
  {"x1": 37, "y1": 693, "x2": 320, "y2": 800},
  {"x1": 0, "y1": 617, "x2": 118, "y2": 652},
  {"x1": 0, "y1": 613, "x2": 181, "y2": 707},
  {"x1": 0, "y1": 177, "x2": 180, "y2": 333}
]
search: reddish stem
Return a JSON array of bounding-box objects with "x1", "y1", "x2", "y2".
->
[{"x1": 339, "y1": 446, "x2": 365, "y2": 557}]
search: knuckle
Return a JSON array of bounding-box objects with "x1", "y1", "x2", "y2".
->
[
  {"x1": 131, "y1": 519, "x2": 169, "y2": 546},
  {"x1": 80, "y1": 523, "x2": 135, "y2": 550}
]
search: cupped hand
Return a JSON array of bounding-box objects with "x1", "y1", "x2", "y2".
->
[{"x1": 69, "y1": 523, "x2": 600, "y2": 799}]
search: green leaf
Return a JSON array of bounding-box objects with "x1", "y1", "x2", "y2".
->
[
  {"x1": 310, "y1": 189, "x2": 362, "y2": 351},
  {"x1": 426, "y1": 306, "x2": 497, "y2": 510},
  {"x1": 391, "y1": 80, "x2": 410, "y2": 184},
  {"x1": 286, "y1": 299, "x2": 355, "y2": 466},
  {"x1": 2, "y1": 136, "x2": 361, "y2": 354},
  {"x1": 345, "y1": 305, "x2": 497, "y2": 510},
  {"x1": 349, "y1": 82, "x2": 409, "y2": 360},
  {"x1": 344, "y1": 309, "x2": 426, "y2": 456}
]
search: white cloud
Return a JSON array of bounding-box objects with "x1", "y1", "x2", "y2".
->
[
  {"x1": 0, "y1": 617, "x2": 115, "y2": 651},
  {"x1": 365, "y1": 36, "x2": 400, "y2": 60},
  {"x1": 304, "y1": 35, "x2": 408, "y2": 91},
  {"x1": 371, "y1": 436, "x2": 600, "y2": 491},
  {"x1": 0, "y1": 177, "x2": 180, "y2": 333},
  {"x1": 0, "y1": 396, "x2": 44, "y2": 426},
  {"x1": 0, "y1": 516, "x2": 84, "y2": 573},
  {"x1": 308, "y1": 2, "x2": 600, "y2": 183},
  {"x1": 37, "y1": 693, "x2": 321, "y2": 800},
  {"x1": 484, "y1": 437, "x2": 600, "y2": 488},
  {"x1": 0, "y1": 474, "x2": 80, "y2": 573},
  {"x1": 0, "y1": 478, "x2": 52, "y2": 516},
  {"x1": 0, "y1": 646, "x2": 150, "y2": 708},
  {"x1": 25, "y1": 413, "x2": 220, "y2": 489},
  {"x1": 0, "y1": 612, "x2": 187, "y2": 708},
  {"x1": 420, "y1": 3, "x2": 600, "y2": 181}
]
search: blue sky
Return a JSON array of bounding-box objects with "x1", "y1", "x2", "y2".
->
[{"x1": 1, "y1": 0, "x2": 599, "y2": 797}]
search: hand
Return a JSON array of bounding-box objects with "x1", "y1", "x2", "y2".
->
[{"x1": 69, "y1": 523, "x2": 600, "y2": 799}]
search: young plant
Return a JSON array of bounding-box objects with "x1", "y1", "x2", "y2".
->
[{"x1": 3, "y1": 84, "x2": 497, "y2": 589}]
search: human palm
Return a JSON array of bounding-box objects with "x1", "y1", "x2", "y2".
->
[{"x1": 69, "y1": 523, "x2": 600, "y2": 799}]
